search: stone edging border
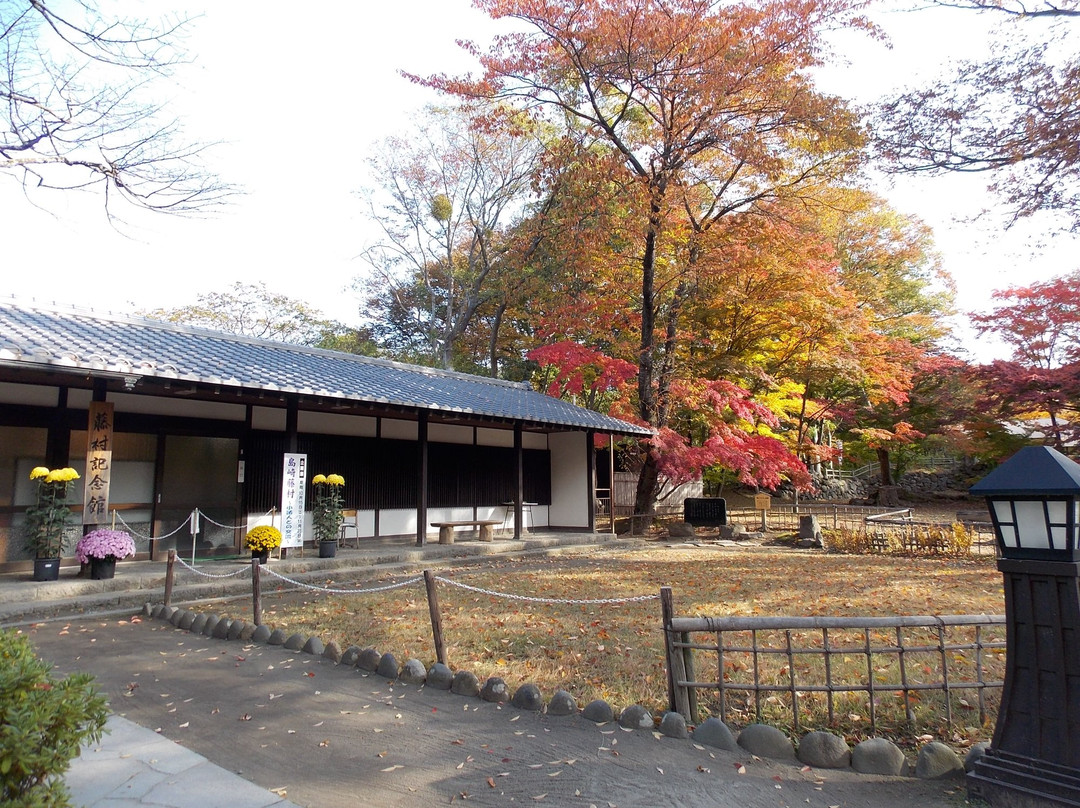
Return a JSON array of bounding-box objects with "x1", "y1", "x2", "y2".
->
[{"x1": 143, "y1": 602, "x2": 989, "y2": 781}]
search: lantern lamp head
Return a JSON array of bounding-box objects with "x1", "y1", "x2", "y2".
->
[{"x1": 970, "y1": 446, "x2": 1080, "y2": 562}]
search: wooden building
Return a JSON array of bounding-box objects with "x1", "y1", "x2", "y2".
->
[{"x1": 0, "y1": 300, "x2": 649, "y2": 571}]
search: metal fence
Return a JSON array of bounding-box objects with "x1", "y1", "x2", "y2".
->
[{"x1": 661, "y1": 598, "x2": 1006, "y2": 736}]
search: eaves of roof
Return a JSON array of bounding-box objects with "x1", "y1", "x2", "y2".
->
[{"x1": 0, "y1": 298, "x2": 652, "y2": 437}]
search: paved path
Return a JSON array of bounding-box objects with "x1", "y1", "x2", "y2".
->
[{"x1": 26, "y1": 614, "x2": 967, "y2": 808}]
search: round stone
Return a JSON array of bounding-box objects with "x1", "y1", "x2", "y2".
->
[
  {"x1": 546, "y1": 690, "x2": 577, "y2": 716},
  {"x1": 267, "y1": 628, "x2": 287, "y2": 645},
  {"x1": 964, "y1": 742, "x2": 990, "y2": 773},
  {"x1": 251, "y1": 624, "x2": 273, "y2": 643},
  {"x1": 357, "y1": 647, "x2": 381, "y2": 671},
  {"x1": 581, "y1": 699, "x2": 614, "y2": 724},
  {"x1": 451, "y1": 670, "x2": 480, "y2": 697},
  {"x1": 915, "y1": 741, "x2": 964, "y2": 779},
  {"x1": 340, "y1": 645, "x2": 363, "y2": 667},
  {"x1": 511, "y1": 684, "x2": 543, "y2": 711},
  {"x1": 376, "y1": 652, "x2": 399, "y2": 679},
  {"x1": 189, "y1": 614, "x2": 208, "y2": 635},
  {"x1": 693, "y1": 717, "x2": 737, "y2": 751},
  {"x1": 480, "y1": 677, "x2": 510, "y2": 703},
  {"x1": 212, "y1": 618, "x2": 232, "y2": 639},
  {"x1": 427, "y1": 663, "x2": 453, "y2": 690},
  {"x1": 283, "y1": 633, "x2": 306, "y2": 651},
  {"x1": 302, "y1": 636, "x2": 325, "y2": 656},
  {"x1": 659, "y1": 712, "x2": 688, "y2": 739},
  {"x1": 227, "y1": 619, "x2": 246, "y2": 640},
  {"x1": 737, "y1": 724, "x2": 795, "y2": 759},
  {"x1": 852, "y1": 737, "x2": 907, "y2": 776},
  {"x1": 399, "y1": 658, "x2": 427, "y2": 684},
  {"x1": 797, "y1": 731, "x2": 850, "y2": 769},
  {"x1": 322, "y1": 641, "x2": 342, "y2": 663},
  {"x1": 201, "y1": 614, "x2": 220, "y2": 637},
  {"x1": 618, "y1": 704, "x2": 654, "y2": 731}
]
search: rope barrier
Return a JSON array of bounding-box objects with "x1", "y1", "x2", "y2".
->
[
  {"x1": 114, "y1": 511, "x2": 189, "y2": 542},
  {"x1": 174, "y1": 556, "x2": 251, "y2": 579},
  {"x1": 433, "y1": 575, "x2": 658, "y2": 605},
  {"x1": 200, "y1": 508, "x2": 277, "y2": 532},
  {"x1": 260, "y1": 567, "x2": 425, "y2": 595}
]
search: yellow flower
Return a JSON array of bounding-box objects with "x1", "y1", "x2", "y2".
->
[
  {"x1": 245, "y1": 525, "x2": 282, "y2": 551},
  {"x1": 311, "y1": 474, "x2": 327, "y2": 485},
  {"x1": 29, "y1": 466, "x2": 50, "y2": 480},
  {"x1": 58, "y1": 467, "x2": 80, "y2": 481},
  {"x1": 326, "y1": 474, "x2": 345, "y2": 486}
]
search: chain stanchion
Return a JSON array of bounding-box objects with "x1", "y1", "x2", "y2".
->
[
  {"x1": 432, "y1": 576, "x2": 658, "y2": 606},
  {"x1": 164, "y1": 549, "x2": 176, "y2": 606},
  {"x1": 424, "y1": 570, "x2": 446, "y2": 666},
  {"x1": 174, "y1": 556, "x2": 249, "y2": 579},
  {"x1": 252, "y1": 556, "x2": 262, "y2": 626},
  {"x1": 259, "y1": 567, "x2": 424, "y2": 595}
]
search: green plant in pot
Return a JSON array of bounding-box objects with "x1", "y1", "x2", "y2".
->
[
  {"x1": 24, "y1": 466, "x2": 80, "y2": 581},
  {"x1": 311, "y1": 473, "x2": 345, "y2": 558}
]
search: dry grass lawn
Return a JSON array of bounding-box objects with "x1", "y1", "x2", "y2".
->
[{"x1": 236, "y1": 544, "x2": 1005, "y2": 746}]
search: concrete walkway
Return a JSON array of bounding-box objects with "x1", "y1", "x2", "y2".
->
[{"x1": 68, "y1": 715, "x2": 298, "y2": 808}]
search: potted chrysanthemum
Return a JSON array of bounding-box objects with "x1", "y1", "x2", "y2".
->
[
  {"x1": 24, "y1": 466, "x2": 81, "y2": 581},
  {"x1": 245, "y1": 525, "x2": 281, "y2": 564},
  {"x1": 75, "y1": 528, "x2": 136, "y2": 580},
  {"x1": 311, "y1": 473, "x2": 345, "y2": 558}
]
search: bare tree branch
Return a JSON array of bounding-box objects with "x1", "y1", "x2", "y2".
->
[{"x1": 0, "y1": 1, "x2": 234, "y2": 216}]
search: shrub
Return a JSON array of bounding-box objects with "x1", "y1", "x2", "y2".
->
[
  {"x1": 0, "y1": 629, "x2": 108, "y2": 807},
  {"x1": 821, "y1": 527, "x2": 873, "y2": 554}
]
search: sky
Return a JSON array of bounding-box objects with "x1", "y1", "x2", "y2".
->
[{"x1": 2, "y1": 0, "x2": 1077, "y2": 363}]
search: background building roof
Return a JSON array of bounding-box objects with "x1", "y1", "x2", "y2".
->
[{"x1": 0, "y1": 298, "x2": 651, "y2": 436}]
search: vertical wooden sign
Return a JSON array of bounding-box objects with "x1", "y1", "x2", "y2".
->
[
  {"x1": 84, "y1": 401, "x2": 114, "y2": 525},
  {"x1": 280, "y1": 453, "x2": 307, "y2": 549}
]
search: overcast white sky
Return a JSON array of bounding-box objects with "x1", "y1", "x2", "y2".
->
[{"x1": 2, "y1": 0, "x2": 1076, "y2": 362}]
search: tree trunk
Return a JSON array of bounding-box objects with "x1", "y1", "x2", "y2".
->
[
  {"x1": 632, "y1": 193, "x2": 665, "y2": 519},
  {"x1": 876, "y1": 447, "x2": 893, "y2": 486}
]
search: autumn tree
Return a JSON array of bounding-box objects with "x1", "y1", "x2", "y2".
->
[
  {"x1": 356, "y1": 104, "x2": 542, "y2": 371},
  {"x1": 144, "y1": 282, "x2": 376, "y2": 352},
  {"x1": 418, "y1": 0, "x2": 870, "y2": 516},
  {"x1": 973, "y1": 269, "x2": 1080, "y2": 449},
  {"x1": 0, "y1": 1, "x2": 229, "y2": 213},
  {"x1": 875, "y1": 2, "x2": 1080, "y2": 228}
]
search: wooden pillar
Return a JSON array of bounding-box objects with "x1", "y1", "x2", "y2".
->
[
  {"x1": 45, "y1": 387, "x2": 70, "y2": 469},
  {"x1": 587, "y1": 430, "x2": 597, "y2": 533},
  {"x1": 514, "y1": 421, "x2": 524, "y2": 540},
  {"x1": 417, "y1": 411, "x2": 428, "y2": 547},
  {"x1": 373, "y1": 416, "x2": 382, "y2": 540},
  {"x1": 609, "y1": 433, "x2": 617, "y2": 534}
]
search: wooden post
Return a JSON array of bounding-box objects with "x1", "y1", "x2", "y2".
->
[
  {"x1": 423, "y1": 570, "x2": 447, "y2": 665},
  {"x1": 252, "y1": 557, "x2": 262, "y2": 626},
  {"x1": 661, "y1": 586, "x2": 692, "y2": 719},
  {"x1": 164, "y1": 549, "x2": 176, "y2": 606}
]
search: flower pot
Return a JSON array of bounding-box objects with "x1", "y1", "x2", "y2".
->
[
  {"x1": 33, "y1": 557, "x2": 61, "y2": 582},
  {"x1": 252, "y1": 550, "x2": 269, "y2": 565},
  {"x1": 90, "y1": 556, "x2": 116, "y2": 580},
  {"x1": 318, "y1": 539, "x2": 337, "y2": 558}
]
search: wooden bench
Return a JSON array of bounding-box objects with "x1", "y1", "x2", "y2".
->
[{"x1": 430, "y1": 520, "x2": 502, "y2": 544}]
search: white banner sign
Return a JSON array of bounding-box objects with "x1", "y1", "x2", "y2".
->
[{"x1": 280, "y1": 453, "x2": 307, "y2": 548}]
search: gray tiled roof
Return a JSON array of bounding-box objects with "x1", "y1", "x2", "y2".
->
[{"x1": 0, "y1": 299, "x2": 651, "y2": 436}]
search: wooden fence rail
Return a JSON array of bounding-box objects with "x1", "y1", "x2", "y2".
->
[{"x1": 661, "y1": 595, "x2": 1006, "y2": 736}]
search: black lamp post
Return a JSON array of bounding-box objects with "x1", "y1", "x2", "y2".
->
[{"x1": 967, "y1": 446, "x2": 1080, "y2": 807}]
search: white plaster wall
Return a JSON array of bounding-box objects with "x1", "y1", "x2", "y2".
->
[
  {"x1": 299, "y1": 411, "x2": 377, "y2": 436},
  {"x1": 476, "y1": 427, "x2": 513, "y2": 448},
  {"x1": 429, "y1": 423, "x2": 473, "y2": 444},
  {"x1": 0, "y1": 382, "x2": 58, "y2": 406},
  {"x1": 548, "y1": 431, "x2": 589, "y2": 528},
  {"x1": 109, "y1": 392, "x2": 246, "y2": 421},
  {"x1": 381, "y1": 419, "x2": 418, "y2": 441},
  {"x1": 251, "y1": 406, "x2": 286, "y2": 431}
]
